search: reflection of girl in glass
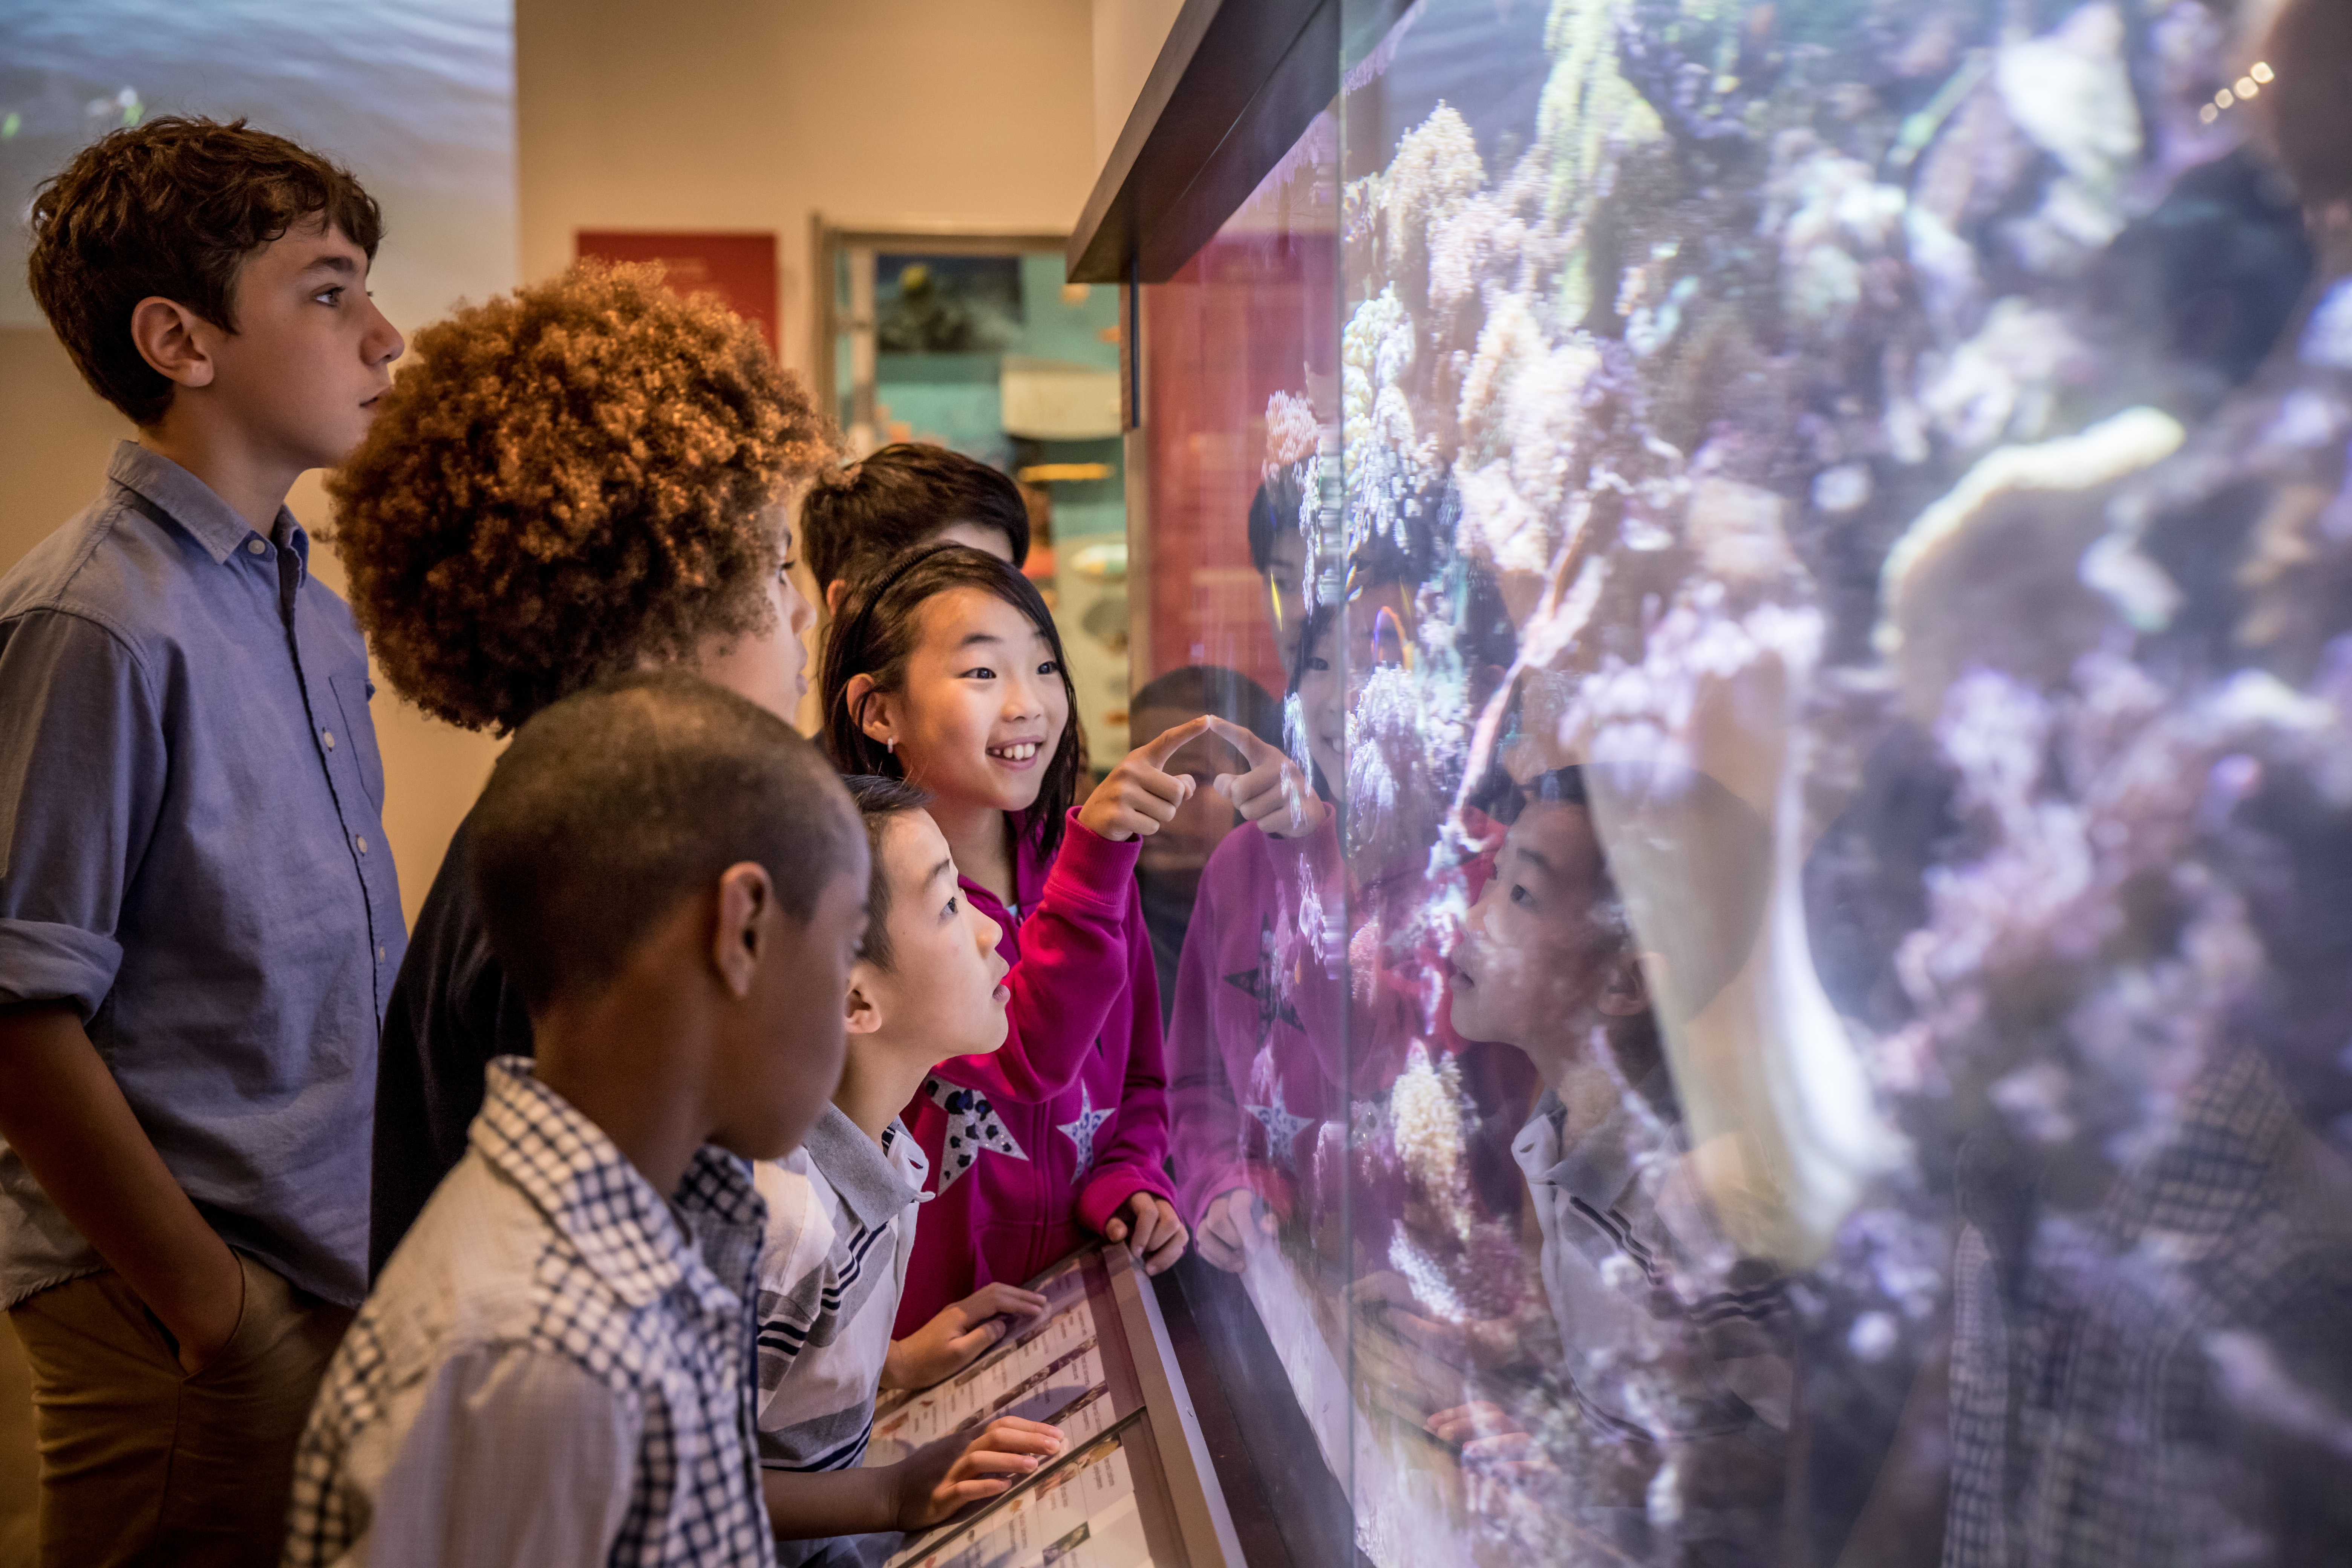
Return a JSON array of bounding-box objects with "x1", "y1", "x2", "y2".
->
[{"x1": 1173, "y1": 599, "x2": 1528, "y2": 1280}]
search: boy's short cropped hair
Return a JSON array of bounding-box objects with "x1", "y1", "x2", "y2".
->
[
  {"x1": 801, "y1": 443, "x2": 1030, "y2": 594},
  {"x1": 28, "y1": 116, "x2": 383, "y2": 426},
  {"x1": 470, "y1": 671, "x2": 860, "y2": 1011},
  {"x1": 838, "y1": 774, "x2": 933, "y2": 972},
  {"x1": 328, "y1": 260, "x2": 832, "y2": 734}
]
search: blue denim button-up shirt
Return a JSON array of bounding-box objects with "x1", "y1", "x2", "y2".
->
[{"x1": 0, "y1": 441, "x2": 406, "y2": 1309}]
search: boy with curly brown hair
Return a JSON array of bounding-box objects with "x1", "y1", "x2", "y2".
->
[
  {"x1": 339, "y1": 260, "x2": 839, "y2": 1276},
  {"x1": 0, "y1": 117, "x2": 405, "y2": 1566}
]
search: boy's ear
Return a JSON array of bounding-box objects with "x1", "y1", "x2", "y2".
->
[
  {"x1": 130, "y1": 296, "x2": 219, "y2": 393},
  {"x1": 711, "y1": 862, "x2": 775, "y2": 999},
  {"x1": 1598, "y1": 948, "x2": 1659, "y2": 1019},
  {"x1": 844, "y1": 965, "x2": 884, "y2": 1036}
]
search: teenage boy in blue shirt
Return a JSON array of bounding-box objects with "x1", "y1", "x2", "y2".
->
[{"x1": 0, "y1": 117, "x2": 406, "y2": 1566}]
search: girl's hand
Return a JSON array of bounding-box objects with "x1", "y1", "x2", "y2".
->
[
  {"x1": 891, "y1": 1416, "x2": 1064, "y2": 1528},
  {"x1": 1202, "y1": 716, "x2": 1328, "y2": 838},
  {"x1": 882, "y1": 1282, "x2": 1051, "y2": 1390},
  {"x1": 1078, "y1": 716, "x2": 1214, "y2": 841},
  {"x1": 1197, "y1": 1186, "x2": 1277, "y2": 1273},
  {"x1": 1101, "y1": 1190, "x2": 1189, "y2": 1274}
]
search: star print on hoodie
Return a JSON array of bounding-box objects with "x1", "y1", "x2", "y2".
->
[
  {"x1": 1056, "y1": 1088, "x2": 1114, "y2": 1184},
  {"x1": 925, "y1": 1075, "x2": 1026, "y2": 1193}
]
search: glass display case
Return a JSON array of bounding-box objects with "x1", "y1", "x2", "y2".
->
[{"x1": 1088, "y1": 0, "x2": 2352, "y2": 1563}]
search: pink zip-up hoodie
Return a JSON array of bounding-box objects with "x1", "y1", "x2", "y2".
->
[
  {"x1": 894, "y1": 809, "x2": 1174, "y2": 1333},
  {"x1": 1165, "y1": 819, "x2": 1349, "y2": 1231}
]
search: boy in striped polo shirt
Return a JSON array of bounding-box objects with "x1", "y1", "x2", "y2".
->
[
  {"x1": 757, "y1": 776, "x2": 1062, "y2": 1562},
  {"x1": 1438, "y1": 766, "x2": 1793, "y2": 1563}
]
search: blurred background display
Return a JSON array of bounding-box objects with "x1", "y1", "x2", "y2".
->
[
  {"x1": 826, "y1": 236, "x2": 1132, "y2": 760},
  {"x1": 1133, "y1": 0, "x2": 2352, "y2": 1563},
  {"x1": 0, "y1": 0, "x2": 516, "y2": 342}
]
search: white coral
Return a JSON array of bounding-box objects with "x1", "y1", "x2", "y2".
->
[
  {"x1": 1389, "y1": 1040, "x2": 1465, "y2": 1198},
  {"x1": 1451, "y1": 293, "x2": 1602, "y2": 574}
]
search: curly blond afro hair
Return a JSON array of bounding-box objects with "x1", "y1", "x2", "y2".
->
[{"x1": 328, "y1": 260, "x2": 832, "y2": 733}]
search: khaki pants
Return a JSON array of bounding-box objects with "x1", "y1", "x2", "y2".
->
[{"x1": 9, "y1": 1251, "x2": 352, "y2": 1568}]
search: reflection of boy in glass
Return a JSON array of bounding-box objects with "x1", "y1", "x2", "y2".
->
[
  {"x1": 1441, "y1": 766, "x2": 1791, "y2": 1562},
  {"x1": 1128, "y1": 666, "x2": 1286, "y2": 1019},
  {"x1": 1247, "y1": 464, "x2": 1312, "y2": 672}
]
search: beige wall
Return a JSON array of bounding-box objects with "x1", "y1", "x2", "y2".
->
[
  {"x1": 0, "y1": 0, "x2": 1102, "y2": 922},
  {"x1": 521, "y1": 0, "x2": 1099, "y2": 384},
  {"x1": 1090, "y1": 0, "x2": 1188, "y2": 167}
]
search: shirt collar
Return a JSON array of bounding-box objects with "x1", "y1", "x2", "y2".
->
[
  {"x1": 1514, "y1": 1068, "x2": 1682, "y2": 1215},
  {"x1": 106, "y1": 439, "x2": 309, "y2": 572},
  {"x1": 472, "y1": 1055, "x2": 766, "y2": 1312},
  {"x1": 801, "y1": 1106, "x2": 926, "y2": 1229}
]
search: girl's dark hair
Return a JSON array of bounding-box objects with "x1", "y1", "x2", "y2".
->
[
  {"x1": 1247, "y1": 462, "x2": 1310, "y2": 576},
  {"x1": 802, "y1": 443, "x2": 1031, "y2": 593},
  {"x1": 821, "y1": 545, "x2": 1084, "y2": 862}
]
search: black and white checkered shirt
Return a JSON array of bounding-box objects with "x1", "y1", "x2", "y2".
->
[
  {"x1": 1944, "y1": 1046, "x2": 2352, "y2": 1567},
  {"x1": 285, "y1": 1056, "x2": 776, "y2": 1567}
]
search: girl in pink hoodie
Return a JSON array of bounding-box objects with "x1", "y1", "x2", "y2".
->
[{"x1": 820, "y1": 546, "x2": 1317, "y2": 1330}]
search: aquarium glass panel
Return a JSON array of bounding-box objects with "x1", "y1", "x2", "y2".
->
[
  {"x1": 1136, "y1": 103, "x2": 1360, "y2": 1568},
  {"x1": 1155, "y1": 0, "x2": 2352, "y2": 1562}
]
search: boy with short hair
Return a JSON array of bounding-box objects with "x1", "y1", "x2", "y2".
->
[
  {"x1": 335, "y1": 260, "x2": 834, "y2": 1275},
  {"x1": 800, "y1": 443, "x2": 1030, "y2": 613},
  {"x1": 0, "y1": 116, "x2": 405, "y2": 1565},
  {"x1": 285, "y1": 671, "x2": 870, "y2": 1566},
  {"x1": 755, "y1": 775, "x2": 1063, "y2": 1561}
]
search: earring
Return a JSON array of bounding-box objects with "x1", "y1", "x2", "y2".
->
[{"x1": 885, "y1": 737, "x2": 896, "y2": 754}]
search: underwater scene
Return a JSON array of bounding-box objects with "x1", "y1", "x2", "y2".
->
[{"x1": 1140, "y1": 0, "x2": 2352, "y2": 1563}]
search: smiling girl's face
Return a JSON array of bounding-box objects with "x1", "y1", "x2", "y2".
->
[
  {"x1": 864, "y1": 586, "x2": 1072, "y2": 816},
  {"x1": 1296, "y1": 614, "x2": 1344, "y2": 794}
]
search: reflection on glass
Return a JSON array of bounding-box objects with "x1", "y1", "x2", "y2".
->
[{"x1": 1145, "y1": 0, "x2": 2352, "y2": 1562}]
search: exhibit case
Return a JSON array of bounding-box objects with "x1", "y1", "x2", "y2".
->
[{"x1": 1075, "y1": 0, "x2": 2352, "y2": 1564}]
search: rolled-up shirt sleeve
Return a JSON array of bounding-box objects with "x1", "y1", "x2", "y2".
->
[
  {"x1": 337, "y1": 1343, "x2": 639, "y2": 1568},
  {"x1": 0, "y1": 608, "x2": 165, "y2": 1020}
]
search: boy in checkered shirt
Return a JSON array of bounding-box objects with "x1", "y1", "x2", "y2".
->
[
  {"x1": 756, "y1": 775, "x2": 1065, "y2": 1562},
  {"x1": 286, "y1": 675, "x2": 869, "y2": 1567}
]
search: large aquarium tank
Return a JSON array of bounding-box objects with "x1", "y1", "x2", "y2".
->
[{"x1": 1131, "y1": 0, "x2": 2352, "y2": 1563}]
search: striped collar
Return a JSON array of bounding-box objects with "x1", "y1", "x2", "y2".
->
[
  {"x1": 1513, "y1": 1067, "x2": 1682, "y2": 1217},
  {"x1": 799, "y1": 1107, "x2": 928, "y2": 1230}
]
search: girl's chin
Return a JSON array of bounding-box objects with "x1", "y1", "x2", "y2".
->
[{"x1": 965, "y1": 770, "x2": 1046, "y2": 814}]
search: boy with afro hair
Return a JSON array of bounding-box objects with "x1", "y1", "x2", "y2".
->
[{"x1": 340, "y1": 260, "x2": 836, "y2": 1274}]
